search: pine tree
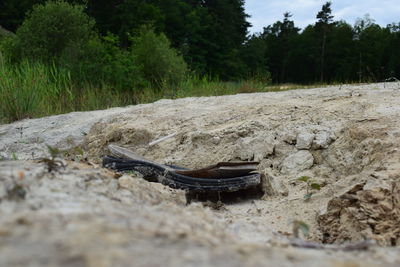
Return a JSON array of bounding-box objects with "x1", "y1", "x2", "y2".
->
[
  {"x1": 261, "y1": 13, "x2": 299, "y2": 83},
  {"x1": 316, "y1": 1, "x2": 334, "y2": 82},
  {"x1": 199, "y1": 0, "x2": 251, "y2": 79}
]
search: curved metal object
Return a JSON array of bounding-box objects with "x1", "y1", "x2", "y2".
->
[{"x1": 103, "y1": 145, "x2": 261, "y2": 192}]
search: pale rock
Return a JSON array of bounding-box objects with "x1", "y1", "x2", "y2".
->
[
  {"x1": 281, "y1": 150, "x2": 314, "y2": 174},
  {"x1": 281, "y1": 130, "x2": 297, "y2": 144},
  {"x1": 364, "y1": 178, "x2": 392, "y2": 191},
  {"x1": 296, "y1": 132, "x2": 315, "y2": 150},
  {"x1": 234, "y1": 134, "x2": 275, "y2": 161},
  {"x1": 0, "y1": 151, "x2": 9, "y2": 160},
  {"x1": 312, "y1": 131, "x2": 335, "y2": 149},
  {"x1": 261, "y1": 171, "x2": 288, "y2": 196},
  {"x1": 273, "y1": 140, "x2": 297, "y2": 158}
]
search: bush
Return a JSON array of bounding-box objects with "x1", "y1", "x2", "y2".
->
[
  {"x1": 0, "y1": 34, "x2": 20, "y2": 64},
  {"x1": 98, "y1": 35, "x2": 147, "y2": 91},
  {"x1": 15, "y1": 0, "x2": 95, "y2": 62},
  {"x1": 10, "y1": 1, "x2": 145, "y2": 92},
  {"x1": 63, "y1": 34, "x2": 147, "y2": 91},
  {"x1": 0, "y1": 25, "x2": 13, "y2": 42},
  {"x1": 131, "y1": 27, "x2": 188, "y2": 88}
]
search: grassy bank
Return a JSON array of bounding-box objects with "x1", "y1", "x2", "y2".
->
[
  {"x1": 0, "y1": 59, "x2": 130, "y2": 122},
  {"x1": 0, "y1": 59, "x2": 321, "y2": 124}
]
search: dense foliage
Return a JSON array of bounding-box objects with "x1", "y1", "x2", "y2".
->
[
  {"x1": 131, "y1": 27, "x2": 188, "y2": 88},
  {"x1": 15, "y1": 1, "x2": 95, "y2": 62},
  {"x1": 1, "y1": 0, "x2": 399, "y2": 84}
]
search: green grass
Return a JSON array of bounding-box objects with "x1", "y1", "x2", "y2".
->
[
  {"x1": 0, "y1": 58, "x2": 138, "y2": 123},
  {"x1": 0, "y1": 57, "x2": 325, "y2": 124},
  {"x1": 0, "y1": 60, "x2": 67, "y2": 121},
  {"x1": 134, "y1": 77, "x2": 269, "y2": 104}
]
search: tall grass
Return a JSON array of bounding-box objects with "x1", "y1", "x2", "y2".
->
[
  {"x1": 175, "y1": 75, "x2": 267, "y2": 97},
  {"x1": 137, "y1": 75, "x2": 270, "y2": 103},
  {"x1": 71, "y1": 82, "x2": 138, "y2": 111},
  {"x1": 0, "y1": 57, "x2": 321, "y2": 124},
  {"x1": 0, "y1": 58, "x2": 137, "y2": 123},
  {"x1": 0, "y1": 59, "x2": 68, "y2": 122}
]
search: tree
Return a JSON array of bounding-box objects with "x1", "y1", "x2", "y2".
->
[
  {"x1": 150, "y1": 0, "x2": 193, "y2": 49},
  {"x1": 353, "y1": 14, "x2": 383, "y2": 82},
  {"x1": 386, "y1": 23, "x2": 400, "y2": 79},
  {"x1": 326, "y1": 21, "x2": 356, "y2": 82},
  {"x1": 316, "y1": 1, "x2": 334, "y2": 82},
  {"x1": 180, "y1": 6, "x2": 213, "y2": 74},
  {"x1": 86, "y1": 0, "x2": 163, "y2": 47},
  {"x1": 83, "y1": 0, "x2": 251, "y2": 79},
  {"x1": 285, "y1": 25, "x2": 318, "y2": 83},
  {"x1": 356, "y1": 22, "x2": 389, "y2": 81},
  {"x1": 131, "y1": 27, "x2": 188, "y2": 88},
  {"x1": 0, "y1": 0, "x2": 86, "y2": 32},
  {"x1": 241, "y1": 33, "x2": 269, "y2": 79},
  {"x1": 261, "y1": 12, "x2": 300, "y2": 83},
  {"x1": 352, "y1": 14, "x2": 393, "y2": 82},
  {"x1": 69, "y1": 34, "x2": 145, "y2": 91},
  {"x1": 84, "y1": 0, "x2": 206, "y2": 75},
  {"x1": 15, "y1": 1, "x2": 96, "y2": 62},
  {"x1": 278, "y1": 12, "x2": 300, "y2": 82},
  {"x1": 197, "y1": 0, "x2": 251, "y2": 79},
  {"x1": 0, "y1": 0, "x2": 46, "y2": 32}
]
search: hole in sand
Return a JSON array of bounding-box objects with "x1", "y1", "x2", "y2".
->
[{"x1": 185, "y1": 185, "x2": 264, "y2": 204}]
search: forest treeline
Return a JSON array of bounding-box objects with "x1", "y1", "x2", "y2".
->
[{"x1": 1, "y1": 0, "x2": 399, "y2": 84}]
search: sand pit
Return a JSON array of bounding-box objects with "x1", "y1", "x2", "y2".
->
[{"x1": 1, "y1": 82, "x2": 400, "y2": 266}]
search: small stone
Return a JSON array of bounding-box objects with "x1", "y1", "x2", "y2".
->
[
  {"x1": 296, "y1": 132, "x2": 315, "y2": 150},
  {"x1": 281, "y1": 150, "x2": 314, "y2": 174},
  {"x1": 0, "y1": 153, "x2": 8, "y2": 160},
  {"x1": 234, "y1": 134, "x2": 275, "y2": 161},
  {"x1": 312, "y1": 131, "x2": 334, "y2": 149},
  {"x1": 261, "y1": 172, "x2": 288, "y2": 196},
  {"x1": 281, "y1": 131, "x2": 297, "y2": 144}
]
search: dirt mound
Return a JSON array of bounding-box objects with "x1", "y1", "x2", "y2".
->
[
  {"x1": 1, "y1": 82, "x2": 400, "y2": 265},
  {"x1": 80, "y1": 83, "x2": 400, "y2": 246}
]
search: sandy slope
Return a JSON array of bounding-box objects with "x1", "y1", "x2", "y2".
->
[{"x1": 1, "y1": 82, "x2": 400, "y2": 266}]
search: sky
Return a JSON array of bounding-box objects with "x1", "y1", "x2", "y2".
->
[{"x1": 245, "y1": 0, "x2": 400, "y2": 33}]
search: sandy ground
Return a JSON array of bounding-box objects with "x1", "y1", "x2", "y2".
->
[{"x1": 1, "y1": 82, "x2": 400, "y2": 266}]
